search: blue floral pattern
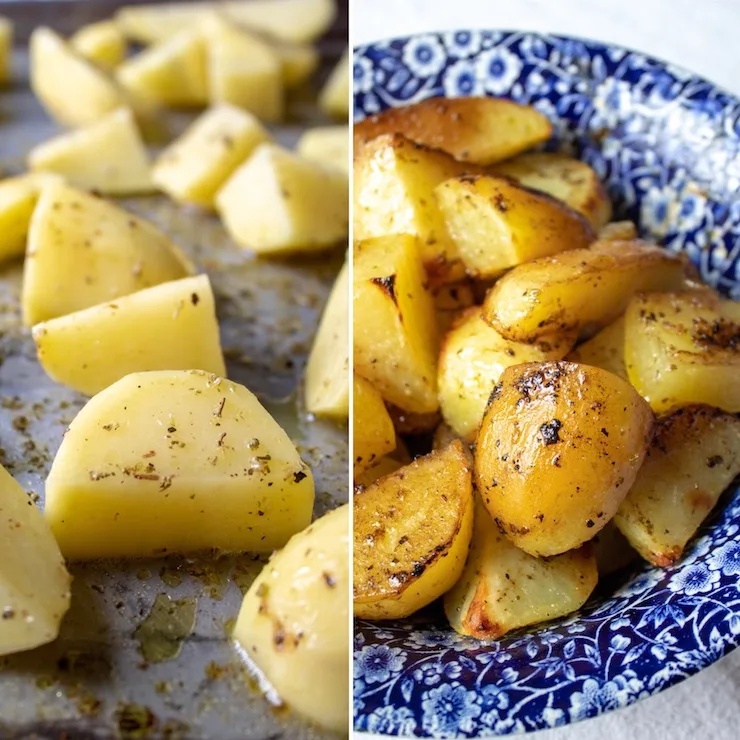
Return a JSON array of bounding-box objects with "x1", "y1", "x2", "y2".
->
[{"x1": 354, "y1": 31, "x2": 740, "y2": 737}]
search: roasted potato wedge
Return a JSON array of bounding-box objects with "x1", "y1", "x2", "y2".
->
[
  {"x1": 319, "y1": 50, "x2": 348, "y2": 119},
  {"x1": 353, "y1": 235, "x2": 439, "y2": 413},
  {"x1": 354, "y1": 96, "x2": 552, "y2": 165},
  {"x1": 354, "y1": 455, "x2": 404, "y2": 489},
  {"x1": 354, "y1": 441, "x2": 474, "y2": 620},
  {"x1": 71, "y1": 21, "x2": 127, "y2": 70},
  {"x1": 445, "y1": 497, "x2": 597, "y2": 639},
  {"x1": 615, "y1": 406, "x2": 740, "y2": 566},
  {"x1": 439, "y1": 308, "x2": 574, "y2": 440},
  {"x1": 476, "y1": 361, "x2": 654, "y2": 557},
  {"x1": 492, "y1": 152, "x2": 612, "y2": 229},
  {"x1": 567, "y1": 317, "x2": 627, "y2": 380},
  {"x1": 353, "y1": 375, "x2": 395, "y2": 477},
  {"x1": 625, "y1": 291, "x2": 740, "y2": 413},
  {"x1": 483, "y1": 240, "x2": 687, "y2": 343},
  {"x1": 0, "y1": 16, "x2": 12, "y2": 84},
  {"x1": 435, "y1": 174, "x2": 595, "y2": 279}
]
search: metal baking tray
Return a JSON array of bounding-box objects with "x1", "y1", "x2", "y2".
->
[{"x1": 0, "y1": 4, "x2": 348, "y2": 738}]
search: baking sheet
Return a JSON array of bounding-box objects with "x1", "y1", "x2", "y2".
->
[{"x1": 0, "y1": 22, "x2": 348, "y2": 740}]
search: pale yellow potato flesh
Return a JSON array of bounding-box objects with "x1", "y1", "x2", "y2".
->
[
  {"x1": 598, "y1": 220, "x2": 638, "y2": 241},
  {"x1": 615, "y1": 406, "x2": 740, "y2": 566},
  {"x1": 0, "y1": 464, "x2": 71, "y2": 656},
  {"x1": 567, "y1": 317, "x2": 627, "y2": 380},
  {"x1": 445, "y1": 497, "x2": 598, "y2": 638},
  {"x1": 28, "y1": 107, "x2": 154, "y2": 195},
  {"x1": 152, "y1": 104, "x2": 270, "y2": 209},
  {"x1": 22, "y1": 181, "x2": 193, "y2": 325},
  {"x1": 235, "y1": 504, "x2": 348, "y2": 733},
  {"x1": 319, "y1": 50, "x2": 348, "y2": 119},
  {"x1": 216, "y1": 143, "x2": 348, "y2": 254},
  {"x1": 353, "y1": 374, "x2": 395, "y2": 477},
  {"x1": 33, "y1": 274, "x2": 225, "y2": 396},
  {"x1": 305, "y1": 262, "x2": 349, "y2": 419},
  {"x1": 296, "y1": 126, "x2": 348, "y2": 173},
  {"x1": 354, "y1": 441, "x2": 473, "y2": 620},
  {"x1": 71, "y1": 21, "x2": 127, "y2": 70},
  {"x1": 0, "y1": 16, "x2": 12, "y2": 85},
  {"x1": 45, "y1": 370, "x2": 314, "y2": 560},
  {"x1": 276, "y1": 42, "x2": 318, "y2": 88}
]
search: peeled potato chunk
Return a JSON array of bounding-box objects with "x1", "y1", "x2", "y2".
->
[
  {"x1": 319, "y1": 50, "x2": 348, "y2": 119},
  {"x1": 22, "y1": 181, "x2": 193, "y2": 326},
  {"x1": 45, "y1": 370, "x2": 314, "y2": 559},
  {"x1": 353, "y1": 375, "x2": 396, "y2": 477},
  {"x1": 33, "y1": 274, "x2": 225, "y2": 395},
  {"x1": 445, "y1": 497, "x2": 597, "y2": 639},
  {"x1": 216, "y1": 143, "x2": 348, "y2": 254},
  {"x1": 615, "y1": 405, "x2": 740, "y2": 567},
  {"x1": 28, "y1": 108, "x2": 154, "y2": 195},
  {"x1": 305, "y1": 262, "x2": 349, "y2": 419},
  {"x1": 567, "y1": 317, "x2": 627, "y2": 380},
  {"x1": 354, "y1": 96, "x2": 552, "y2": 165},
  {"x1": 482, "y1": 240, "x2": 687, "y2": 343},
  {"x1": 152, "y1": 104, "x2": 270, "y2": 209},
  {"x1": 476, "y1": 362, "x2": 654, "y2": 557},
  {"x1": 0, "y1": 464, "x2": 71, "y2": 656},
  {"x1": 277, "y1": 42, "x2": 318, "y2": 88},
  {"x1": 625, "y1": 291, "x2": 740, "y2": 413},
  {"x1": 439, "y1": 308, "x2": 574, "y2": 440},
  {"x1": 71, "y1": 21, "x2": 127, "y2": 70},
  {"x1": 435, "y1": 174, "x2": 595, "y2": 279},
  {"x1": 0, "y1": 16, "x2": 12, "y2": 85},
  {"x1": 354, "y1": 235, "x2": 439, "y2": 413},
  {"x1": 354, "y1": 441, "x2": 473, "y2": 620},
  {"x1": 296, "y1": 126, "x2": 348, "y2": 173},
  {"x1": 235, "y1": 504, "x2": 348, "y2": 733}
]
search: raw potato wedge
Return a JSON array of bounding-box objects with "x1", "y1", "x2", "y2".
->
[
  {"x1": 216, "y1": 143, "x2": 348, "y2": 254},
  {"x1": 567, "y1": 317, "x2": 627, "y2": 380},
  {"x1": 0, "y1": 464, "x2": 71, "y2": 656},
  {"x1": 28, "y1": 107, "x2": 154, "y2": 195},
  {"x1": 33, "y1": 274, "x2": 226, "y2": 395},
  {"x1": 354, "y1": 441, "x2": 474, "y2": 620},
  {"x1": 476, "y1": 362, "x2": 654, "y2": 557},
  {"x1": 492, "y1": 152, "x2": 612, "y2": 229},
  {"x1": 319, "y1": 50, "x2": 348, "y2": 119},
  {"x1": 235, "y1": 505, "x2": 349, "y2": 733},
  {"x1": 353, "y1": 375, "x2": 395, "y2": 477},
  {"x1": 116, "y1": 30, "x2": 207, "y2": 108},
  {"x1": 615, "y1": 406, "x2": 740, "y2": 566},
  {"x1": 354, "y1": 235, "x2": 439, "y2": 413},
  {"x1": 152, "y1": 104, "x2": 270, "y2": 209},
  {"x1": 354, "y1": 96, "x2": 552, "y2": 165},
  {"x1": 439, "y1": 308, "x2": 574, "y2": 440},
  {"x1": 30, "y1": 27, "x2": 125, "y2": 127},
  {"x1": 445, "y1": 497, "x2": 598, "y2": 638},
  {"x1": 0, "y1": 16, "x2": 12, "y2": 85},
  {"x1": 435, "y1": 174, "x2": 596, "y2": 279},
  {"x1": 71, "y1": 20, "x2": 127, "y2": 70},
  {"x1": 45, "y1": 370, "x2": 315, "y2": 559},
  {"x1": 483, "y1": 240, "x2": 687, "y2": 343},
  {"x1": 625, "y1": 291, "x2": 740, "y2": 413},
  {"x1": 305, "y1": 262, "x2": 349, "y2": 419},
  {"x1": 297, "y1": 126, "x2": 348, "y2": 173},
  {"x1": 23, "y1": 181, "x2": 193, "y2": 326}
]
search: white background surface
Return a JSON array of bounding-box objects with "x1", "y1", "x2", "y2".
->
[{"x1": 352, "y1": 0, "x2": 740, "y2": 738}]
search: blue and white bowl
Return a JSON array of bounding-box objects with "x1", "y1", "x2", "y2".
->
[{"x1": 353, "y1": 31, "x2": 740, "y2": 737}]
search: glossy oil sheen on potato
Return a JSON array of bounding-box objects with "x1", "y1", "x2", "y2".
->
[
  {"x1": 354, "y1": 441, "x2": 473, "y2": 620},
  {"x1": 353, "y1": 375, "x2": 396, "y2": 477},
  {"x1": 475, "y1": 361, "x2": 654, "y2": 556}
]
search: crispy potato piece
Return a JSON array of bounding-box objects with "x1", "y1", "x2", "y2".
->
[
  {"x1": 354, "y1": 441, "x2": 473, "y2": 620},
  {"x1": 71, "y1": 21, "x2": 127, "y2": 70},
  {"x1": 354, "y1": 96, "x2": 552, "y2": 165},
  {"x1": 319, "y1": 50, "x2": 348, "y2": 119},
  {"x1": 476, "y1": 361, "x2": 654, "y2": 556},
  {"x1": 483, "y1": 240, "x2": 687, "y2": 343},
  {"x1": 615, "y1": 406, "x2": 740, "y2": 566},
  {"x1": 433, "y1": 280, "x2": 476, "y2": 334},
  {"x1": 492, "y1": 152, "x2": 612, "y2": 229},
  {"x1": 297, "y1": 126, "x2": 348, "y2": 173},
  {"x1": 445, "y1": 497, "x2": 597, "y2": 639},
  {"x1": 435, "y1": 174, "x2": 595, "y2": 279},
  {"x1": 567, "y1": 317, "x2": 627, "y2": 380},
  {"x1": 599, "y1": 221, "x2": 638, "y2": 241},
  {"x1": 354, "y1": 133, "x2": 480, "y2": 284},
  {"x1": 354, "y1": 455, "x2": 404, "y2": 489},
  {"x1": 625, "y1": 292, "x2": 740, "y2": 413},
  {"x1": 439, "y1": 308, "x2": 574, "y2": 440},
  {"x1": 0, "y1": 16, "x2": 12, "y2": 85},
  {"x1": 354, "y1": 235, "x2": 439, "y2": 413},
  {"x1": 353, "y1": 375, "x2": 395, "y2": 477}
]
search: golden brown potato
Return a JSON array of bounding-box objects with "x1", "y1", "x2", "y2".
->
[
  {"x1": 433, "y1": 280, "x2": 476, "y2": 335},
  {"x1": 625, "y1": 291, "x2": 740, "y2": 413},
  {"x1": 353, "y1": 96, "x2": 552, "y2": 165},
  {"x1": 435, "y1": 174, "x2": 595, "y2": 279},
  {"x1": 354, "y1": 235, "x2": 439, "y2": 413},
  {"x1": 445, "y1": 497, "x2": 598, "y2": 639},
  {"x1": 567, "y1": 317, "x2": 627, "y2": 380},
  {"x1": 615, "y1": 405, "x2": 740, "y2": 566},
  {"x1": 482, "y1": 240, "x2": 687, "y2": 343},
  {"x1": 439, "y1": 308, "x2": 574, "y2": 440},
  {"x1": 492, "y1": 152, "x2": 612, "y2": 229},
  {"x1": 353, "y1": 375, "x2": 396, "y2": 477},
  {"x1": 475, "y1": 361, "x2": 654, "y2": 557},
  {"x1": 354, "y1": 455, "x2": 404, "y2": 489},
  {"x1": 354, "y1": 441, "x2": 473, "y2": 620},
  {"x1": 599, "y1": 220, "x2": 638, "y2": 241}
]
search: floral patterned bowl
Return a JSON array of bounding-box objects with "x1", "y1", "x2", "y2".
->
[{"x1": 353, "y1": 31, "x2": 740, "y2": 737}]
